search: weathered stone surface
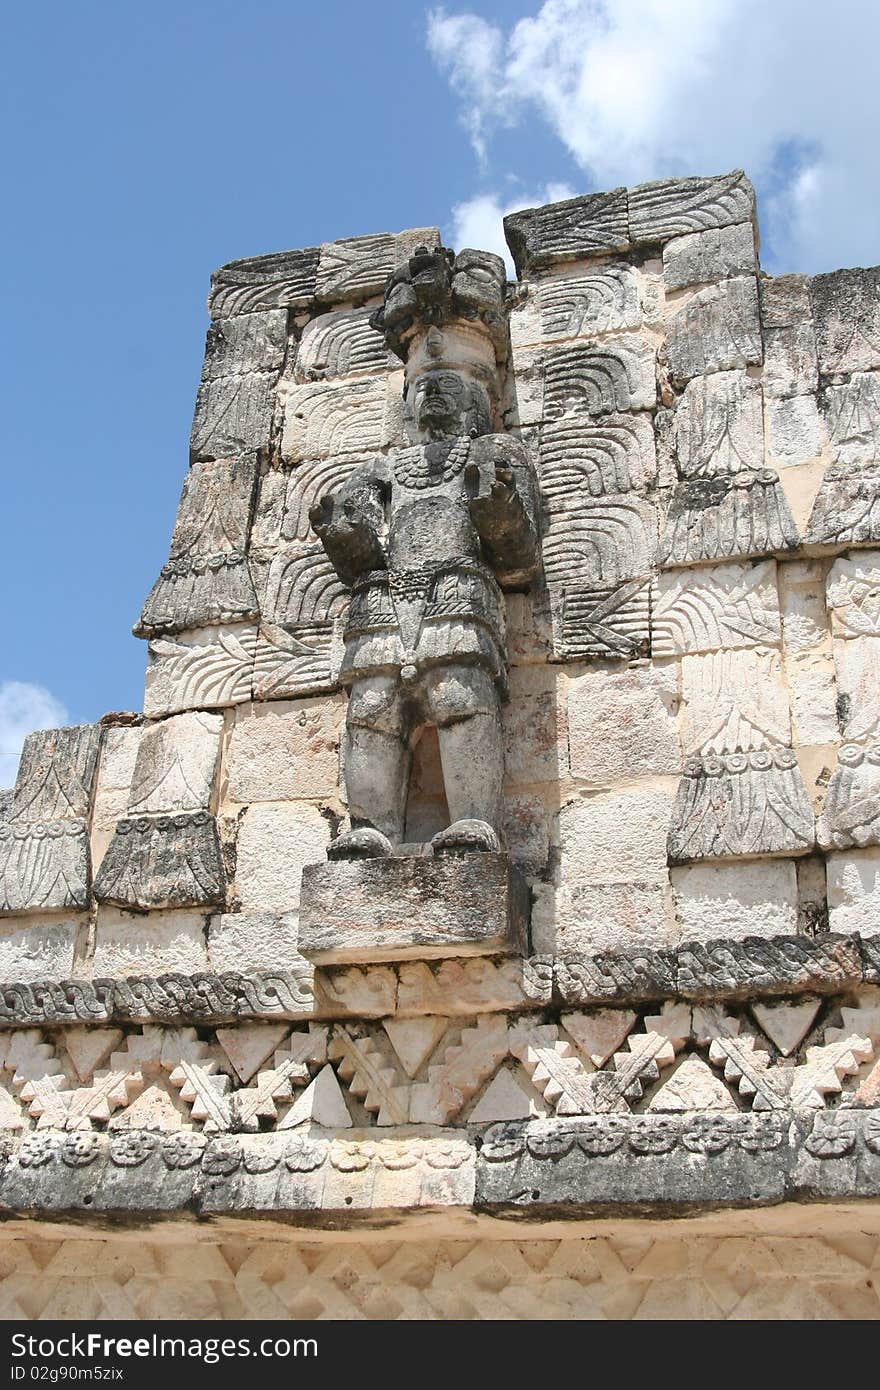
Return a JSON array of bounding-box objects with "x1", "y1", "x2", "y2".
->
[
  {"x1": 551, "y1": 789, "x2": 674, "y2": 886},
  {"x1": 672, "y1": 371, "x2": 764, "y2": 478},
  {"x1": 395, "y1": 955, "x2": 552, "y2": 1017},
  {"x1": 281, "y1": 374, "x2": 403, "y2": 463},
  {"x1": 92, "y1": 908, "x2": 209, "y2": 976},
  {"x1": 817, "y1": 744, "x2": 880, "y2": 850},
  {"x1": 207, "y1": 912, "x2": 310, "y2": 980},
  {"x1": 0, "y1": 820, "x2": 90, "y2": 914},
  {"x1": 810, "y1": 266, "x2": 880, "y2": 374},
  {"x1": 663, "y1": 223, "x2": 756, "y2": 291},
  {"x1": 10, "y1": 725, "x2": 102, "y2": 824},
  {"x1": 832, "y1": 633, "x2": 880, "y2": 742},
  {"x1": 628, "y1": 170, "x2": 755, "y2": 245},
  {"x1": 295, "y1": 307, "x2": 391, "y2": 382},
  {"x1": 235, "y1": 801, "x2": 330, "y2": 914},
  {"x1": 568, "y1": 664, "x2": 681, "y2": 783},
  {"x1": 0, "y1": 915, "x2": 78, "y2": 982},
  {"x1": 315, "y1": 227, "x2": 440, "y2": 303},
  {"x1": 766, "y1": 394, "x2": 822, "y2": 467},
  {"x1": 827, "y1": 550, "x2": 880, "y2": 638},
  {"x1": 299, "y1": 855, "x2": 529, "y2": 963},
  {"x1": 538, "y1": 412, "x2": 657, "y2": 502},
  {"x1": 511, "y1": 264, "x2": 642, "y2": 348},
  {"x1": 660, "y1": 470, "x2": 799, "y2": 567},
  {"x1": 680, "y1": 647, "x2": 792, "y2": 754},
  {"x1": 90, "y1": 725, "x2": 141, "y2": 869},
  {"x1": 226, "y1": 696, "x2": 344, "y2": 803},
  {"x1": 252, "y1": 617, "x2": 340, "y2": 702},
  {"x1": 826, "y1": 848, "x2": 880, "y2": 936},
  {"x1": 806, "y1": 458, "x2": 880, "y2": 547},
  {"x1": 135, "y1": 457, "x2": 260, "y2": 636},
  {"x1": 671, "y1": 860, "x2": 798, "y2": 940},
  {"x1": 143, "y1": 624, "x2": 258, "y2": 717},
  {"x1": 93, "y1": 811, "x2": 225, "y2": 911},
  {"x1": 823, "y1": 372, "x2": 880, "y2": 466},
  {"x1": 666, "y1": 277, "x2": 762, "y2": 382},
  {"x1": 190, "y1": 311, "x2": 287, "y2": 462},
  {"x1": 759, "y1": 274, "x2": 818, "y2": 398},
  {"x1": 127, "y1": 712, "x2": 222, "y2": 815},
  {"x1": 535, "y1": 878, "x2": 674, "y2": 958},
  {"x1": 543, "y1": 494, "x2": 657, "y2": 590},
  {"x1": 540, "y1": 336, "x2": 656, "y2": 418},
  {"x1": 503, "y1": 189, "x2": 630, "y2": 275},
  {"x1": 668, "y1": 750, "x2": 815, "y2": 862},
  {"x1": 653, "y1": 560, "x2": 780, "y2": 656},
  {"x1": 208, "y1": 246, "x2": 319, "y2": 317}
]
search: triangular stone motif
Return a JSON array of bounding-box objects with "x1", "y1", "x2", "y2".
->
[
  {"x1": 752, "y1": 1000, "x2": 821, "y2": 1056},
  {"x1": 468, "y1": 1067, "x2": 536, "y2": 1123},
  {"x1": 562, "y1": 1009, "x2": 637, "y2": 1066},
  {"x1": 111, "y1": 1082, "x2": 188, "y2": 1131},
  {"x1": 279, "y1": 1064, "x2": 352, "y2": 1130},
  {"x1": 0, "y1": 1083, "x2": 23, "y2": 1130},
  {"x1": 62, "y1": 1029, "x2": 124, "y2": 1083},
  {"x1": 382, "y1": 1018, "x2": 447, "y2": 1078},
  {"x1": 648, "y1": 1055, "x2": 737, "y2": 1111},
  {"x1": 216, "y1": 1024, "x2": 290, "y2": 1083}
]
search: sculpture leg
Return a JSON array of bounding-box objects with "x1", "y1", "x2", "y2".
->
[
  {"x1": 331, "y1": 676, "x2": 410, "y2": 858},
  {"x1": 425, "y1": 666, "x2": 504, "y2": 852}
]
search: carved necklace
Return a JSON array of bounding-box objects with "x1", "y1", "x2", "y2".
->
[{"x1": 392, "y1": 437, "x2": 470, "y2": 490}]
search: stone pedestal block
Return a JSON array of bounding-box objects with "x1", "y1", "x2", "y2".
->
[{"x1": 299, "y1": 853, "x2": 530, "y2": 963}]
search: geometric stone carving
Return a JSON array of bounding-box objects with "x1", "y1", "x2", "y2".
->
[
  {"x1": 660, "y1": 469, "x2": 799, "y2": 568},
  {"x1": 766, "y1": 395, "x2": 822, "y2": 468},
  {"x1": 666, "y1": 277, "x2": 762, "y2": 383},
  {"x1": 135, "y1": 458, "x2": 260, "y2": 637},
  {"x1": 295, "y1": 308, "x2": 390, "y2": 382},
  {"x1": 832, "y1": 634, "x2": 880, "y2": 742},
  {"x1": 382, "y1": 1018, "x2": 448, "y2": 1078},
  {"x1": 662, "y1": 223, "x2": 756, "y2": 292},
  {"x1": 126, "y1": 712, "x2": 222, "y2": 815},
  {"x1": 251, "y1": 622, "x2": 337, "y2": 701},
  {"x1": 647, "y1": 1055, "x2": 737, "y2": 1111},
  {"x1": 554, "y1": 576, "x2": 651, "y2": 660},
  {"x1": 208, "y1": 247, "x2": 320, "y2": 318},
  {"x1": 281, "y1": 376, "x2": 401, "y2": 464},
  {"x1": 143, "y1": 625, "x2": 259, "y2": 717},
  {"x1": 680, "y1": 648, "x2": 792, "y2": 754},
  {"x1": 758, "y1": 274, "x2": 818, "y2": 398},
  {"x1": 409, "y1": 1016, "x2": 509, "y2": 1125},
  {"x1": 823, "y1": 373, "x2": 880, "y2": 466},
  {"x1": 827, "y1": 551, "x2": 880, "y2": 638},
  {"x1": 539, "y1": 413, "x2": 657, "y2": 500},
  {"x1": 92, "y1": 811, "x2": 225, "y2": 911},
  {"x1": 817, "y1": 744, "x2": 880, "y2": 850},
  {"x1": 628, "y1": 170, "x2": 756, "y2": 245},
  {"x1": 10, "y1": 725, "x2": 102, "y2": 824},
  {"x1": 543, "y1": 494, "x2": 657, "y2": 588},
  {"x1": 751, "y1": 999, "x2": 821, "y2": 1056},
  {"x1": 529, "y1": 265, "x2": 642, "y2": 340},
  {"x1": 560, "y1": 1009, "x2": 637, "y2": 1067},
  {"x1": 810, "y1": 267, "x2": 880, "y2": 375},
  {"x1": 667, "y1": 750, "x2": 815, "y2": 863},
  {"x1": 672, "y1": 372, "x2": 764, "y2": 478},
  {"x1": 0, "y1": 820, "x2": 90, "y2": 914},
  {"x1": 653, "y1": 560, "x2": 780, "y2": 656},
  {"x1": 251, "y1": 541, "x2": 348, "y2": 626},
  {"x1": 503, "y1": 188, "x2": 630, "y2": 276},
  {"x1": 542, "y1": 337, "x2": 656, "y2": 418},
  {"x1": 806, "y1": 459, "x2": 880, "y2": 548},
  {"x1": 315, "y1": 228, "x2": 440, "y2": 304},
  {"x1": 190, "y1": 311, "x2": 287, "y2": 462}
]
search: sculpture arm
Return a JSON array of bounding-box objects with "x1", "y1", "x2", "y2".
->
[
  {"x1": 465, "y1": 434, "x2": 541, "y2": 587},
  {"x1": 309, "y1": 458, "x2": 390, "y2": 587}
]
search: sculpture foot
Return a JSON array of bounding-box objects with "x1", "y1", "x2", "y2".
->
[
  {"x1": 327, "y1": 827, "x2": 393, "y2": 861},
  {"x1": 431, "y1": 819, "x2": 501, "y2": 855}
]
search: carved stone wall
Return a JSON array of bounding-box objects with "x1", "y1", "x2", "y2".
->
[{"x1": 3, "y1": 172, "x2": 880, "y2": 1318}]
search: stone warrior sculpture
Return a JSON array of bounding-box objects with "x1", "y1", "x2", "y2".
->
[{"x1": 310, "y1": 246, "x2": 541, "y2": 859}]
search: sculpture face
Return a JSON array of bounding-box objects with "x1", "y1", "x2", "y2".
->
[{"x1": 409, "y1": 368, "x2": 492, "y2": 442}]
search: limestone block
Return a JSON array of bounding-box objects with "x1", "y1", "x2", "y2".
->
[
  {"x1": 628, "y1": 170, "x2": 756, "y2": 245},
  {"x1": 295, "y1": 307, "x2": 391, "y2": 382},
  {"x1": 249, "y1": 541, "x2": 347, "y2": 626},
  {"x1": 298, "y1": 855, "x2": 529, "y2": 963},
  {"x1": 505, "y1": 591, "x2": 554, "y2": 667},
  {"x1": 208, "y1": 246, "x2": 320, "y2": 317},
  {"x1": 0, "y1": 821, "x2": 90, "y2": 914},
  {"x1": 827, "y1": 551, "x2": 880, "y2": 639},
  {"x1": 503, "y1": 667, "x2": 563, "y2": 786},
  {"x1": 787, "y1": 656, "x2": 839, "y2": 747},
  {"x1": 672, "y1": 860, "x2": 798, "y2": 940},
  {"x1": 824, "y1": 372, "x2": 880, "y2": 467},
  {"x1": 832, "y1": 634, "x2": 880, "y2": 742},
  {"x1": 92, "y1": 908, "x2": 210, "y2": 976},
  {"x1": 672, "y1": 371, "x2": 764, "y2": 478},
  {"x1": 805, "y1": 457, "x2": 880, "y2": 548},
  {"x1": 810, "y1": 266, "x2": 880, "y2": 374},
  {"x1": 653, "y1": 560, "x2": 780, "y2": 656},
  {"x1": 190, "y1": 311, "x2": 287, "y2": 461},
  {"x1": 235, "y1": 802, "x2": 330, "y2": 914},
  {"x1": 543, "y1": 494, "x2": 657, "y2": 590},
  {"x1": 552, "y1": 575, "x2": 652, "y2": 661},
  {"x1": 540, "y1": 336, "x2": 656, "y2": 419},
  {"x1": 567, "y1": 663, "x2": 681, "y2": 783},
  {"x1": 539, "y1": 412, "x2": 657, "y2": 500},
  {"x1": 759, "y1": 273, "x2": 818, "y2": 398},
  {"x1": 143, "y1": 624, "x2": 258, "y2": 717},
  {"x1": 680, "y1": 647, "x2": 792, "y2": 754},
  {"x1": 666, "y1": 277, "x2": 762, "y2": 382},
  {"x1": 667, "y1": 750, "x2": 815, "y2": 862},
  {"x1": 91, "y1": 725, "x2": 142, "y2": 868},
  {"x1": 92, "y1": 811, "x2": 225, "y2": 911},
  {"x1": 826, "y1": 848, "x2": 880, "y2": 936},
  {"x1": 315, "y1": 227, "x2": 440, "y2": 303},
  {"x1": 660, "y1": 469, "x2": 798, "y2": 568},
  {"x1": 395, "y1": 956, "x2": 551, "y2": 1016},
  {"x1": 534, "y1": 878, "x2": 674, "y2": 957},
  {"x1": 781, "y1": 559, "x2": 830, "y2": 651},
  {"x1": 818, "y1": 744, "x2": 880, "y2": 850},
  {"x1": 510, "y1": 264, "x2": 642, "y2": 349},
  {"x1": 127, "y1": 712, "x2": 222, "y2": 816},
  {"x1": 280, "y1": 374, "x2": 403, "y2": 463},
  {"x1": 207, "y1": 912, "x2": 311, "y2": 977},
  {"x1": 502, "y1": 792, "x2": 550, "y2": 874},
  {"x1": 0, "y1": 915, "x2": 79, "y2": 982},
  {"x1": 766, "y1": 395, "x2": 822, "y2": 468},
  {"x1": 226, "y1": 696, "x2": 344, "y2": 803},
  {"x1": 662, "y1": 223, "x2": 756, "y2": 291},
  {"x1": 503, "y1": 188, "x2": 630, "y2": 276},
  {"x1": 551, "y1": 788, "x2": 675, "y2": 886},
  {"x1": 10, "y1": 725, "x2": 102, "y2": 824}
]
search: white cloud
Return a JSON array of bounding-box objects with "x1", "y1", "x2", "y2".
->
[
  {"x1": 0, "y1": 682, "x2": 69, "y2": 790},
  {"x1": 427, "y1": 0, "x2": 880, "y2": 273},
  {"x1": 450, "y1": 182, "x2": 575, "y2": 274}
]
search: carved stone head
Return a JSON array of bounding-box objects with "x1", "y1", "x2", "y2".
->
[{"x1": 404, "y1": 324, "x2": 495, "y2": 442}]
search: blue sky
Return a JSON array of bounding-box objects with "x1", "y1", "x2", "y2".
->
[{"x1": 3, "y1": 0, "x2": 879, "y2": 783}]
